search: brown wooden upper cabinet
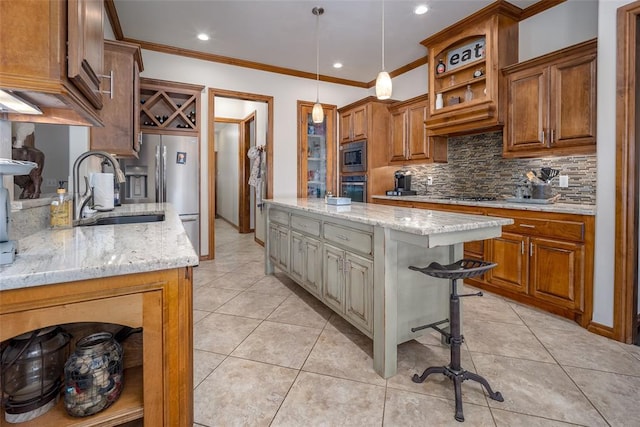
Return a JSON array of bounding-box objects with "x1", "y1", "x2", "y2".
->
[
  {"x1": 340, "y1": 104, "x2": 367, "y2": 143},
  {"x1": 502, "y1": 39, "x2": 597, "y2": 158},
  {"x1": 67, "y1": 0, "x2": 104, "y2": 110},
  {"x1": 420, "y1": 1, "x2": 519, "y2": 136},
  {"x1": 388, "y1": 94, "x2": 447, "y2": 165},
  {"x1": 91, "y1": 40, "x2": 144, "y2": 157},
  {"x1": 0, "y1": 0, "x2": 104, "y2": 126}
]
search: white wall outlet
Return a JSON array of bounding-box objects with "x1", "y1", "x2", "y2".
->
[
  {"x1": 559, "y1": 175, "x2": 569, "y2": 188},
  {"x1": 427, "y1": 176, "x2": 433, "y2": 186},
  {"x1": 45, "y1": 178, "x2": 57, "y2": 187}
]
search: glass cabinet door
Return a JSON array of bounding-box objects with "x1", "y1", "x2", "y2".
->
[
  {"x1": 297, "y1": 101, "x2": 336, "y2": 199},
  {"x1": 306, "y1": 118, "x2": 327, "y2": 198}
]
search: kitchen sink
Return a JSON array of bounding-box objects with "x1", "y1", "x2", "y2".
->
[{"x1": 79, "y1": 213, "x2": 165, "y2": 226}]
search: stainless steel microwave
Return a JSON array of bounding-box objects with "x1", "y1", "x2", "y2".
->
[{"x1": 340, "y1": 140, "x2": 366, "y2": 173}]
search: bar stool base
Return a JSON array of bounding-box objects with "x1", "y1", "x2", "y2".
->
[{"x1": 412, "y1": 365, "x2": 503, "y2": 422}]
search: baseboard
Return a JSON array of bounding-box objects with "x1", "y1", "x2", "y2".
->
[{"x1": 587, "y1": 321, "x2": 616, "y2": 340}]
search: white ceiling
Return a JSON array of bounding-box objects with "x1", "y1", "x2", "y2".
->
[{"x1": 113, "y1": 0, "x2": 540, "y2": 84}]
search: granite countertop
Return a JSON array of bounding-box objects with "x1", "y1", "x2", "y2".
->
[
  {"x1": 266, "y1": 198, "x2": 513, "y2": 236},
  {"x1": 372, "y1": 195, "x2": 596, "y2": 216},
  {"x1": 0, "y1": 203, "x2": 199, "y2": 291}
]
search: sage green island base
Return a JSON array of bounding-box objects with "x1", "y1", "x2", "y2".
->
[{"x1": 264, "y1": 198, "x2": 512, "y2": 378}]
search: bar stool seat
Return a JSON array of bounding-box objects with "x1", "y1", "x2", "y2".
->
[{"x1": 408, "y1": 259, "x2": 503, "y2": 422}]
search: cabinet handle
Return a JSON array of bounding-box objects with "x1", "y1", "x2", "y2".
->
[
  {"x1": 519, "y1": 224, "x2": 536, "y2": 229},
  {"x1": 521, "y1": 241, "x2": 525, "y2": 255},
  {"x1": 344, "y1": 259, "x2": 351, "y2": 272},
  {"x1": 540, "y1": 130, "x2": 545, "y2": 144},
  {"x1": 530, "y1": 242, "x2": 534, "y2": 256},
  {"x1": 335, "y1": 234, "x2": 350, "y2": 241},
  {"x1": 550, "y1": 129, "x2": 555, "y2": 145},
  {"x1": 98, "y1": 70, "x2": 114, "y2": 99}
]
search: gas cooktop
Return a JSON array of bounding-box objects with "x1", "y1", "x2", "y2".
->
[
  {"x1": 455, "y1": 196, "x2": 497, "y2": 201},
  {"x1": 436, "y1": 196, "x2": 498, "y2": 202}
]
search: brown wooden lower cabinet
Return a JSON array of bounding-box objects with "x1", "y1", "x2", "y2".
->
[
  {"x1": 486, "y1": 232, "x2": 529, "y2": 294},
  {"x1": 529, "y1": 237, "x2": 584, "y2": 309},
  {"x1": 0, "y1": 268, "x2": 193, "y2": 427},
  {"x1": 373, "y1": 198, "x2": 594, "y2": 327}
]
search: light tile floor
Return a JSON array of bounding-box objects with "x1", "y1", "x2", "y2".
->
[{"x1": 193, "y1": 221, "x2": 640, "y2": 427}]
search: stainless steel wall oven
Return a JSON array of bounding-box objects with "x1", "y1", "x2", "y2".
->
[{"x1": 340, "y1": 175, "x2": 367, "y2": 203}]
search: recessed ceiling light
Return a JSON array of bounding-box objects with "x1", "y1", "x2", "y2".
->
[
  {"x1": 414, "y1": 5, "x2": 429, "y2": 15},
  {"x1": 333, "y1": 62, "x2": 343, "y2": 69},
  {"x1": 197, "y1": 33, "x2": 210, "y2": 41}
]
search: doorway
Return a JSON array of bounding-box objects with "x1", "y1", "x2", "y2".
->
[
  {"x1": 214, "y1": 119, "x2": 241, "y2": 227},
  {"x1": 214, "y1": 113, "x2": 256, "y2": 234},
  {"x1": 207, "y1": 88, "x2": 273, "y2": 259},
  {"x1": 614, "y1": 2, "x2": 640, "y2": 345}
]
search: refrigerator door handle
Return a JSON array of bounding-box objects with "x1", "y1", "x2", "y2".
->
[
  {"x1": 181, "y1": 217, "x2": 197, "y2": 222},
  {"x1": 162, "y1": 145, "x2": 167, "y2": 203},
  {"x1": 155, "y1": 144, "x2": 161, "y2": 202}
]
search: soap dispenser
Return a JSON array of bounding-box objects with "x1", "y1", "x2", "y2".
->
[{"x1": 50, "y1": 181, "x2": 72, "y2": 229}]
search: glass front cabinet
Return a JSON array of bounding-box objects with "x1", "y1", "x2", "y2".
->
[{"x1": 297, "y1": 101, "x2": 337, "y2": 199}]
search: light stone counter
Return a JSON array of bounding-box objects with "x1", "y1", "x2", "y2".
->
[
  {"x1": 264, "y1": 198, "x2": 513, "y2": 378},
  {"x1": 372, "y1": 195, "x2": 596, "y2": 216},
  {"x1": 0, "y1": 203, "x2": 199, "y2": 291},
  {"x1": 267, "y1": 198, "x2": 513, "y2": 244}
]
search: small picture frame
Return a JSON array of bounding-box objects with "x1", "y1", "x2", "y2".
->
[{"x1": 176, "y1": 152, "x2": 187, "y2": 164}]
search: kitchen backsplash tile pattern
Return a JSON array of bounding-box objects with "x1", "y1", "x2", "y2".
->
[{"x1": 402, "y1": 131, "x2": 596, "y2": 205}]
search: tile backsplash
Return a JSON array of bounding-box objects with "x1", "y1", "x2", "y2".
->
[{"x1": 401, "y1": 131, "x2": 596, "y2": 205}]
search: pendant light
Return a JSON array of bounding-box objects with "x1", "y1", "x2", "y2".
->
[
  {"x1": 312, "y1": 6, "x2": 324, "y2": 123},
  {"x1": 375, "y1": 0, "x2": 392, "y2": 100}
]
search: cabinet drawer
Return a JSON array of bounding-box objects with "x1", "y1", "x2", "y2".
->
[
  {"x1": 269, "y1": 209, "x2": 289, "y2": 226},
  {"x1": 502, "y1": 217, "x2": 584, "y2": 242},
  {"x1": 291, "y1": 214, "x2": 320, "y2": 237},
  {"x1": 324, "y1": 223, "x2": 373, "y2": 256}
]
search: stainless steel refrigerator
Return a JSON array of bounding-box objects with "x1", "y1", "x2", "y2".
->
[{"x1": 121, "y1": 134, "x2": 199, "y2": 255}]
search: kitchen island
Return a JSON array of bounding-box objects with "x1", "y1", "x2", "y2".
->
[
  {"x1": 0, "y1": 203, "x2": 198, "y2": 426},
  {"x1": 264, "y1": 198, "x2": 513, "y2": 378}
]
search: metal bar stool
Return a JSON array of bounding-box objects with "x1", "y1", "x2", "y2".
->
[{"x1": 408, "y1": 259, "x2": 504, "y2": 422}]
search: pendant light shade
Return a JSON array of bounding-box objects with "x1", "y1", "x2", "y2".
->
[
  {"x1": 312, "y1": 6, "x2": 324, "y2": 124},
  {"x1": 376, "y1": 0, "x2": 392, "y2": 100},
  {"x1": 312, "y1": 102, "x2": 324, "y2": 123},
  {"x1": 376, "y1": 71, "x2": 392, "y2": 100}
]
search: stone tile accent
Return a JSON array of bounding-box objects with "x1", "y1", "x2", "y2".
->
[{"x1": 402, "y1": 131, "x2": 596, "y2": 204}]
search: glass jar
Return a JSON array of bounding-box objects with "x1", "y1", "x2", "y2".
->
[{"x1": 63, "y1": 332, "x2": 124, "y2": 417}]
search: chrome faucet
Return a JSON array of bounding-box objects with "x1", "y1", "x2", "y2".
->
[{"x1": 72, "y1": 151, "x2": 126, "y2": 222}]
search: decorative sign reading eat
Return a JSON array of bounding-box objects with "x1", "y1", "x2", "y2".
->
[{"x1": 446, "y1": 38, "x2": 485, "y2": 72}]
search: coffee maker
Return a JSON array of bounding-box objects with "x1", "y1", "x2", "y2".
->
[{"x1": 386, "y1": 170, "x2": 417, "y2": 196}]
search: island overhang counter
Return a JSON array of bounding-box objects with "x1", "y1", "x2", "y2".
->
[{"x1": 264, "y1": 198, "x2": 513, "y2": 378}]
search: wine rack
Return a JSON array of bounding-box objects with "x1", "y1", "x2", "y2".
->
[{"x1": 139, "y1": 78, "x2": 204, "y2": 136}]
